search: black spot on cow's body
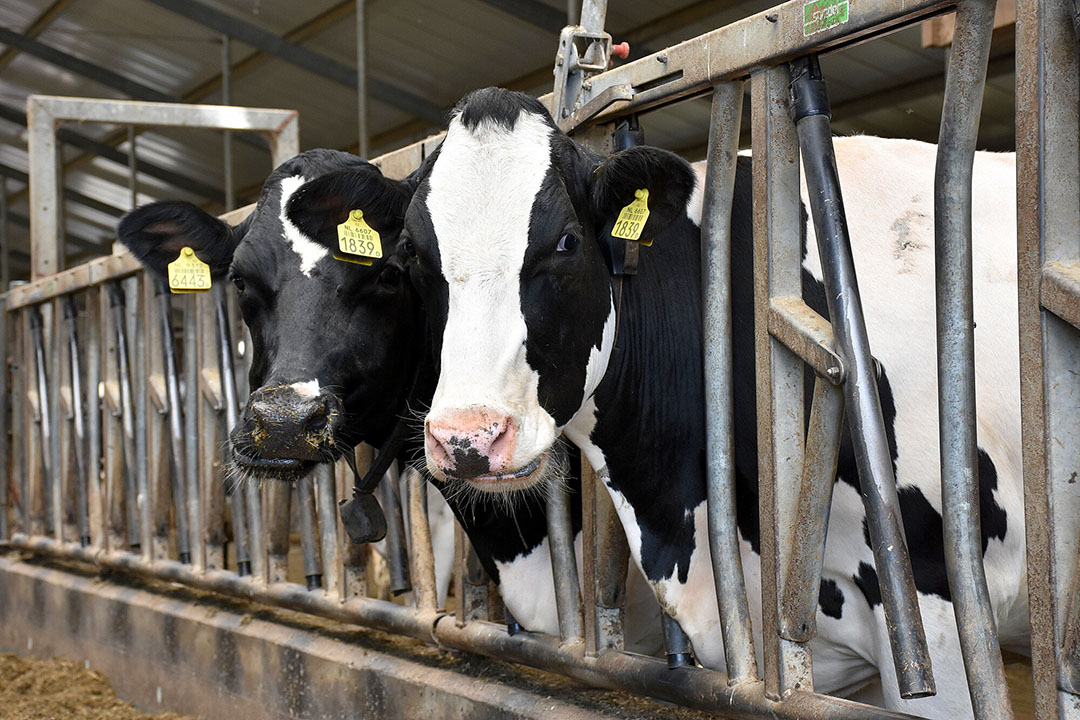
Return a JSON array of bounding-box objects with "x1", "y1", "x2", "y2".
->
[
  {"x1": 854, "y1": 562, "x2": 883, "y2": 607},
  {"x1": 819, "y1": 578, "x2": 845, "y2": 619}
]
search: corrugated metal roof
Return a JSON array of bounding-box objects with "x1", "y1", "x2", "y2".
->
[{"x1": 0, "y1": 0, "x2": 1015, "y2": 280}]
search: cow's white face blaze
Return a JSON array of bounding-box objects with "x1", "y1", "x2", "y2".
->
[{"x1": 424, "y1": 111, "x2": 561, "y2": 486}]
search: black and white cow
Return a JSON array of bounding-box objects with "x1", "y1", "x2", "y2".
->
[
  {"x1": 117, "y1": 148, "x2": 603, "y2": 630},
  {"x1": 402, "y1": 88, "x2": 1027, "y2": 716}
]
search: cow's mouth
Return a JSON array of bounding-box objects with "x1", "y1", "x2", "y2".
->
[
  {"x1": 229, "y1": 447, "x2": 318, "y2": 483},
  {"x1": 458, "y1": 451, "x2": 549, "y2": 492}
]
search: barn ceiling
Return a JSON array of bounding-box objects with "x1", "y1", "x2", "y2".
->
[{"x1": 0, "y1": 0, "x2": 1015, "y2": 281}]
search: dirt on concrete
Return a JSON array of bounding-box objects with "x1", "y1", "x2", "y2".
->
[{"x1": 0, "y1": 654, "x2": 193, "y2": 720}]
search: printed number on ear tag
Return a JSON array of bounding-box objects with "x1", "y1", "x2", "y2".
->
[
  {"x1": 167, "y1": 247, "x2": 212, "y2": 294},
  {"x1": 611, "y1": 188, "x2": 652, "y2": 245},
  {"x1": 336, "y1": 209, "x2": 382, "y2": 265}
]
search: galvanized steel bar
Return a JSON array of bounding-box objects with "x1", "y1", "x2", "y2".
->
[
  {"x1": 64, "y1": 295, "x2": 91, "y2": 547},
  {"x1": 156, "y1": 287, "x2": 190, "y2": 562},
  {"x1": 8, "y1": 533, "x2": 927, "y2": 720},
  {"x1": 265, "y1": 481, "x2": 290, "y2": 584},
  {"x1": 546, "y1": 476, "x2": 584, "y2": 645},
  {"x1": 661, "y1": 612, "x2": 693, "y2": 669},
  {"x1": 29, "y1": 306, "x2": 57, "y2": 538},
  {"x1": 789, "y1": 54, "x2": 934, "y2": 699},
  {"x1": 750, "y1": 66, "x2": 810, "y2": 698},
  {"x1": 934, "y1": 1, "x2": 1011, "y2": 715},
  {"x1": 381, "y1": 465, "x2": 411, "y2": 596},
  {"x1": 779, "y1": 377, "x2": 843, "y2": 642},
  {"x1": 126, "y1": 276, "x2": 152, "y2": 559},
  {"x1": 315, "y1": 463, "x2": 342, "y2": 598},
  {"x1": 181, "y1": 295, "x2": 203, "y2": 568},
  {"x1": 107, "y1": 282, "x2": 141, "y2": 550},
  {"x1": 701, "y1": 79, "x2": 759, "y2": 686},
  {"x1": 84, "y1": 288, "x2": 104, "y2": 546},
  {"x1": 0, "y1": 295, "x2": 7, "y2": 540},
  {"x1": 1016, "y1": 0, "x2": 1080, "y2": 714},
  {"x1": 355, "y1": 0, "x2": 368, "y2": 158},
  {"x1": 407, "y1": 468, "x2": 438, "y2": 611},
  {"x1": 297, "y1": 473, "x2": 322, "y2": 590}
]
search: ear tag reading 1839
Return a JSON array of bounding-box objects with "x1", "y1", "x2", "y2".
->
[
  {"x1": 166, "y1": 247, "x2": 212, "y2": 294},
  {"x1": 611, "y1": 188, "x2": 652, "y2": 245},
  {"x1": 335, "y1": 209, "x2": 382, "y2": 266}
]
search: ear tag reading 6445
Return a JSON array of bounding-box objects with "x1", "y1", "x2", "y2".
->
[
  {"x1": 167, "y1": 247, "x2": 212, "y2": 294},
  {"x1": 335, "y1": 209, "x2": 382, "y2": 266},
  {"x1": 611, "y1": 188, "x2": 652, "y2": 245}
]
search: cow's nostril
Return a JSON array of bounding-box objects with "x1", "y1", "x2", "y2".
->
[{"x1": 306, "y1": 414, "x2": 328, "y2": 432}]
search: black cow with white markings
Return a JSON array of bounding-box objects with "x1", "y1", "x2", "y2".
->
[{"x1": 401, "y1": 88, "x2": 1027, "y2": 716}]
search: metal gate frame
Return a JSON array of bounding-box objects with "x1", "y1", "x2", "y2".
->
[{"x1": 0, "y1": 0, "x2": 1072, "y2": 716}]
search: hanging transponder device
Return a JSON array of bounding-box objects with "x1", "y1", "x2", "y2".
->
[
  {"x1": 335, "y1": 209, "x2": 383, "y2": 265},
  {"x1": 611, "y1": 189, "x2": 652, "y2": 244},
  {"x1": 167, "y1": 247, "x2": 212, "y2": 293}
]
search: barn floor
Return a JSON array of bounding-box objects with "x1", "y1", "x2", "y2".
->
[{"x1": 0, "y1": 654, "x2": 192, "y2": 720}]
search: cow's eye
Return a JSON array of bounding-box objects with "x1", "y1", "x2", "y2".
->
[
  {"x1": 231, "y1": 276, "x2": 246, "y2": 293},
  {"x1": 403, "y1": 238, "x2": 417, "y2": 260},
  {"x1": 556, "y1": 233, "x2": 579, "y2": 253}
]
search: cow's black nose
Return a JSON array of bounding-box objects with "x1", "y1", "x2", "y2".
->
[{"x1": 237, "y1": 384, "x2": 341, "y2": 462}]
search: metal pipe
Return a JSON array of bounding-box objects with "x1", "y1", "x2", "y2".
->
[
  {"x1": 355, "y1": 0, "x2": 368, "y2": 158},
  {"x1": 407, "y1": 468, "x2": 437, "y2": 611},
  {"x1": 107, "y1": 283, "x2": 140, "y2": 549},
  {"x1": 380, "y1": 464, "x2": 411, "y2": 596},
  {"x1": 787, "y1": 54, "x2": 934, "y2": 699},
  {"x1": 182, "y1": 294, "x2": 203, "y2": 568},
  {"x1": 29, "y1": 306, "x2": 56, "y2": 537},
  {"x1": 265, "y1": 480, "x2": 291, "y2": 584},
  {"x1": 661, "y1": 611, "x2": 694, "y2": 669},
  {"x1": 84, "y1": 288, "x2": 104, "y2": 547},
  {"x1": 589, "y1": 465, "x2": 628, "y2": 653},
  {"x1": 0, "y1": 295, "x2": 7, "y2": 540},
  {"x1": 221, "y1": 34, "x2": 234, "y2": 211},
  {"x1": 8, "y1": 533, "x2": 928, "y2": 720},
  {"x1": 212, "y1": 286, "x2": 250, "y2": 575},
  {"x1": 64, "y1": 296, "x2": 91, "y2": 547},
  {"x1": 297, "y1": 473, "x2": 322, "y2": 590},
  {"x1": 155, "y1": 285, "x2": 190, "y2": 562},
  {"x1": 128, "y1": 277, "x2": 151, "y2": 559},
  {"x1": 546, "y1": 474, "x2": 584, "y2": 645},
  {"x1": 315, "y1": 463, "x2": 341, "y2": 598},
  {"x1": 0, "y1": 178, "x2": 8, "y2": 292},
  {"x1": 701, "y1": 79, "x2": 759, "y2": 685},
  {"x1": 127, "y1": 126, "x2": 137, "y2": 210},
  {"x1": 934, "y1": 0, "x2": 1012, "y2": 715},
  {"x1": 780, "y1": 377, "x2": 843, "y2": 641}
]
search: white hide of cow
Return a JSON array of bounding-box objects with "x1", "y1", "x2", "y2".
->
[{"x1": 639, "y1": 137, "x2": 1026, "y2": 714}]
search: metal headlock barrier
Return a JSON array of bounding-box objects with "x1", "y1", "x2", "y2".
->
[{"x1": 0, "y1": 0, "x2": 1075, "y2": 717}]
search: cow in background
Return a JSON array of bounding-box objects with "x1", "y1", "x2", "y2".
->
[{"x1": 400, "y1": 87, "x2": 1027, "y2": 717}]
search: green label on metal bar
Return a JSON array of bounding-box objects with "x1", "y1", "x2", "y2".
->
[{"x1": 803, "y1": 0, "x2": 849, "y2": 35}]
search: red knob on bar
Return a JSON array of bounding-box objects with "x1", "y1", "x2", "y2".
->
[{"x1": 612, "y1": 42, "x2": 630, "y2": 59}]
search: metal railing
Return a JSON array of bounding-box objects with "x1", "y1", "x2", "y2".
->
[{"x1": 0, "y1": 0, "x2": 1071, "y2": 716}]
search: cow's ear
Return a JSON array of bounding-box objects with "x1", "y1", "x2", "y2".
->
[
  {"x1": 590, "y1": 146, "x2": 697, "y2": 246},
  {"x1": 286, "y1": 166, "x2": 414, "y2": 247},
  {"x1": 117, "y1": 201, "x2": 242, "y2": 282}
]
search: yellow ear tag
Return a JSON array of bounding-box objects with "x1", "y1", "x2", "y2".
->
[
  {"x1": 166, "y1": 247, "x2": 212, "y2": 294},
  {"x1": 335, "y1": 209, "x2": 382, "y2": 266},
  {"x1": 611, "y1": 188, "x2": 652, "y2": 245}
]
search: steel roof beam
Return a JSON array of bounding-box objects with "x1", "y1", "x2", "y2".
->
[
  {"x1": 0, "y1": 28, "x2": 268, "y2": 151},
  {"x1": 0, "y1": 164, "x2": 126, "y2": 219},
  {"x1": 0, "y1": 0, "x2": 73, "y2": 74},
  {"x1": 478, "y1": 0, "x2": 567, "y2": 33},
  {"x1": 141, "y1": 0, "x2": 448, "y2": 126},
  {"x1": 0, "y1": 102, "x2": 225, "y2": 204}
]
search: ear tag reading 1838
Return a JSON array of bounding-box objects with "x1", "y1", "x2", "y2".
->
[
  {"x1": 611, "y1": 188, "x2": 652, "y2": 245},
  {"x1": 166, "y1": 247, "x2": 212, "y2": 294},
  {"x1": 335, "y1": 209, "x2": 382, "y2": 266}
]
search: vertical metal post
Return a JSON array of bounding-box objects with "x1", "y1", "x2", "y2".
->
[
  {"x1": 934, "y1": 1, "x2": 1011, "y2": 715},
  {"x1": 380, "y1": 464, "x2": 411, "y2": 596},
  {"x1": 0, "y1": 178, "x2": 8, "y2": 291},
  {"x1": 1017, "y1": 0, "x2": 1080, "y2": 715},
  {"x1": 64, "y1": 296, "x2": 91, "y2": 546},
  {"x1": 108, "y1": 283, "x2": 140, "y2": 549},
  {"x1": 213, "y1": 286, "x2": 250, "y2": 575},
  {"x1": 127, "y1": 276, "x2": 152, "y2": 559},
  {"x1": 127, "y1": 127, "x2": 138, "y2": 210},
  {"x1": 297, "y1": 472, "x2": 323, "y2": 590},
  {"x1": 788, "y1": 54, "x2": 934, "y2": 699},
  {"x1": 26, "y1": 97, "x2": 61, "y2": 279},
  {"x1": 85, "y1": 288, "x2": 104, "y2": 547},
  {"x1": 355, "y1": 0, "x2": 368, "y2": 159},
  {"x1": 546, "y1": 476, "x2": 584, "y2": 645},
  {"x1": 751, "y1": 66, "x2": 809, "y2": 698},
  {"x1": 182, "y1": 295, "x2": 204, "y2": 568},
  {"x1": 407, "y1": 469, "x2": 438, "y2": 611},
  {"x1": 0, "y1": 295, "x2": 7, "y2": 540},
  {"x1": 701, "y1": 79, "x2": 759, "y2": 686},
  {"x1": 222, "y1": 34, "x2": 235, "y2": 211},
  {"x1": 157, "y1": 287, "x2": 190, "y2": 562},
  {"x1": 315, "y1": 463, "x2": 342, "y2": 599}
]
